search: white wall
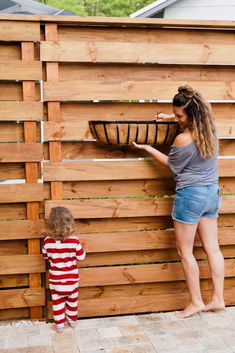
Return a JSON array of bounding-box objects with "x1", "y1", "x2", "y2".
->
[{"x1": 165, "y1": 0, "x2": 235, "y2": 20}]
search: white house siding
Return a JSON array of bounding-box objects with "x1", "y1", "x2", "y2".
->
[{"x1": 165, "y1": 0, "x2": 235, "y2": 20}]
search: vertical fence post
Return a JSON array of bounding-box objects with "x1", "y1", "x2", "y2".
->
[
  {"x1": 21, "y1": 41, "x2": 42, "y2": 319},
  {"x1": 44, "y1": 24, "x2": 63, "y2": 318},
  {"x1": 45, "y1": 23, "x2": 63, "y2": 200}
]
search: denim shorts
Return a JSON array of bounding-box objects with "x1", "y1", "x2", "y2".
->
[{"x1": 172, "y1": 184, "x2": 221, "y2": 224}]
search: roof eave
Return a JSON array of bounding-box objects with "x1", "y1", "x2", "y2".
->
[{"x1": 130, "y1": 0, "x2": 179, "y2": 18}]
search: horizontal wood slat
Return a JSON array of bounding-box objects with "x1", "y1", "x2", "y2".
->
[
  {"x1": 44, "y1": 120, "x2": 235, "y2": 141},
  {"x1": 0, "y1": 274, "x2": 28, "y2": 288},
  {"x1": 61, "y1": 179, "x2": 175, "y2": 198},
  {"x1": 3, "y1": 14, "x2": 235, "y2": 28},
  {"x1": 45, "y1": 196, "x2": 235, "y2": 219},
  {"x1": 0, "y1": 240, "x2": 27, "y2": 256},
  {"x1": 59, "y1": 64, "x2": 235, "y2": 83},
  {"x1": 0, "y1": 184, "x2": 44, "y2": 203},
  {"x1": 0, "y1": 163, "x2": 25, "y2": 179},
  {"x1": 44, "y1": 81, "x2": 235, "y2": 102},
  {"x1": 0, "y1": 123, "x2": 23, "y2": 143},
  {"x1": 0, "y1": 308, "x2": 29, "y2": 320},
  {"x1": 0, "y1": 255, "x2": 45, "y2": 275},
  {"x1": 0, "y1": 123, "x2": 41, "y2": 143},
  {"x1": 44, "y1": 121, "x2": 90, "y2": 141},
  {"x1": 76, "y1": 285, "x2": 235, "y2": 318},
  {"x1": 61, "y1": 178, "x2": 235, "y2": 199},
  {"x1": 43, "y1": 141, "x2": 235, "y2": 161},
  {"x1": 76, "y1": 216, "x2": 172, "y2": 234},
  {"x1": 57, "y1": 27, "x2": 235, "y2": 45},
  {"x1": 43, "y1": 142, "x2": 171, "y2": 161},
  {"x1": 0, "y1": 61, "x2": 42, "y2": 80},
  {"x1": 0, "y1": 203, "x2": 26, "y2": 221},
  {"x1": 0, "y1": 43, "x2": 21, "y2": 60},
  {"x1": 0, "y1": 220, "x2": 44, "y2": 240},
  {"x1": 47, "y1": 278, "x2": 235, "y2": 317},
  {"x1": 80, "y1": 247, "x2": 235, "y2": 267},
  {"x1": 43, "y1": 159, "x2": 235, "y2": 181},
  {"x1": 55, "y1": 141, "x2": 234, "y2": 160},
  {"x1": 0, "y1": 143, "x2": 42, "y2": 162},
  {"x1": 79, "y1": 259, "x2": 235, "y2": 287},
  {"x1": 59, "y1": 102, "x2": 235, "y2": 122},
  {"x1": 80, "y1": 227, "x2": 235, "y2": 253},
  {"x1": 0, "y1": 288, "x2": 45, "y2": 309},
  {"x1": 41, "y1": 41, "x2": 235, "y2": 66},
  {"x1": 80, "y1": 278, "x2": 235, "y2": 298},
  {"x1": 0, "y1": 21, "x2": 40, "y2": 41},
  {"x1": 43, "y1": 160, "x2": 172, "y2": 181},
  {"x1": 45, "y1": 198, "x2": 173, "y2": 219},
  {"x1": 0, "y1": 102, "x2": 43, "y2": 121}
]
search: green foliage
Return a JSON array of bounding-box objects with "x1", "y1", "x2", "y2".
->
[{"x1": 36, "y1": 0, "x2": 154, "y2": 17}]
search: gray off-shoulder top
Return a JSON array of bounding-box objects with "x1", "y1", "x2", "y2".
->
[{"x1": 168, "y1": 141, "x2": 218, "y2": 190}]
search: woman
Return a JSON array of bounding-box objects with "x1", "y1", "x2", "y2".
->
[{"x1": 133, "y1": 85, "x2": 224, "y2": 318}]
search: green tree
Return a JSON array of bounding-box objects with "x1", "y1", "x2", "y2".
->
[{"x1": 36, "y1": 0, "x2": 154, "y2": 17}]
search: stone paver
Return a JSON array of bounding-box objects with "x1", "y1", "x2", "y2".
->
[{"x1": 1, "y1": 307, "x2": 235, "y2": 352}]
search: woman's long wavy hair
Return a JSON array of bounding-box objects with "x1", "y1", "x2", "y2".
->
[
  {"x1": 173, "y1": 85, "x2": 217, "y2": 159},
  {"x1": 45, "y1": 207, "x2": 76, "y2": 240}
]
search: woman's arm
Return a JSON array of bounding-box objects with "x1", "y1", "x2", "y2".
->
[{"x1": 132, "y1": 142, "x2": 169, "y2": 167}]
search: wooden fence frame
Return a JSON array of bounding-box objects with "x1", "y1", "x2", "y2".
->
[{"x1": 0, "y1": 14, "x2": 235, "y2": 320}]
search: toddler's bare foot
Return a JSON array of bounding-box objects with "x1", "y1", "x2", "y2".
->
[
  {"x1": 175, "y1": 302, "x2": 205, "y2": 318},
  {"x1": 51, "y1": 324, "x2": 64, "y2": 333},
  {"x1": 67, "y1": 320, "x2": 77, "y2": 329},
  {"x1": 202, "y1": 300, "x2": 225, "y2": 312}
]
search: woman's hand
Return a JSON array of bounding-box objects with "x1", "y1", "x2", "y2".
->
[
  {"x1": 153, "y1": 112, "x2": 164, "y2": 121},
  {"x1": 153, "y1": 112, "x2": 175, "y2": 121},
  {"x1": 132, "y1": 142, "x2": 149, "y2": 150},
  {"x1": 132, "y1": 141, "x2": 169, "y2": 166}
]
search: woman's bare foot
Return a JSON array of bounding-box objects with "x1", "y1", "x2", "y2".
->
[
  {"x1": 175, "y1": 302, "x2": 205, "y2": 318},
  {"x1": 202, "y1": 300, "x2": 225, "y2": 312}
]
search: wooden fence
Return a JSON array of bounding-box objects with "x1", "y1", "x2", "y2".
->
[{"x1": 0, "y1": 14, "x2": 235, "y2": 320}]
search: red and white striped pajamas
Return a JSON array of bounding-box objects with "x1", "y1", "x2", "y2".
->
[{"x1": 42, "y1": 235, "x2": 86, "y2": 330}]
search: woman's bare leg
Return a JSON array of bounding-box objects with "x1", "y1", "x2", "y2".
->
[
  {"x1": 197, "y1": 217, "x2": 225, "y2": 311},
  {"x1": 174, "y1": 220, "x2": 205, "y2": 318}
]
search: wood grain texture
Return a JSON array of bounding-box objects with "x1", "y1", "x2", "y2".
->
[
  {"x1": 0, "y1": 61, "x2": 42, "y2": 80},
  {"x1": 22, "y1": 41, "x2": 42, "y2": 319},
  {"x1": 2, "y1": 14, "x2": 235, "y2": 28},
  {"x1": 76, "y1": 285, "x2": 235, "y2": 317},
  {"x1": 57, "y1": 27, "x2": 235, "y2": 44},
  {"x1": 79, "y1": 259, "x2": 235, "y2": 287},
  {"x1": 0, "y1": 220, "x2": 44, "y2": 240},
  {"x1": 41, "y1": 41, "x2": 235, "y2": 65},
  {"x1": 0, "y1": 21, "x2": 40, "y2": 41},
  {"x1": 59, "y1": 102, "x2": 235, "y2": 122},
  {"x1": 44, "y1": 80, "x2": 235, "y2": 102},
  {"x1": 0, "y1": 288, "x2": 45, "y2": 309},
  {"x1": 2, "y1": 15, "x2": 235, "y2": 320},
  {"x1": 0, "y1": 143, "x2": 42, "y2": 162},
  {"x1": 44, "y1": 120, "x2": 235, "y2": 141},
  {"x1": 43, "y1": 159, "x2": 235, "y2": 181},
  {"x1": 45, "y1": 196, "x2": 235, "y2": 219},
  {"x1": 0, "y1": 184, "x2": 44, "y2": 203},
  {"x1": 79, "y1": 227, "x2": 235, "y2": 253},
  {"x1": 0, "y1": 255, "x2": 45, "y2": 275},
  {"x1": 0, "y1": 102, "x2": 43, "y2": 121}
]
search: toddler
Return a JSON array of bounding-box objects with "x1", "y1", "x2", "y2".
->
[{"x1": 42, "y1": 206, "x2": 86, "y2": 333}]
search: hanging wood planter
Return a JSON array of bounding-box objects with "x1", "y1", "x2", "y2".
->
[{"x1": 89, "y1": 121, "x2": 180, "y2": 145}]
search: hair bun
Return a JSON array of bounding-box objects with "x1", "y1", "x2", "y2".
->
[{"x1": 178, "y1": 85, "x2": 194, "y2": 99}]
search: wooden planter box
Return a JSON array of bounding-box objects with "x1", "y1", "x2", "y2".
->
[{"x1": 89, "y1": 120, "x2": 180, "y2": 145}]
